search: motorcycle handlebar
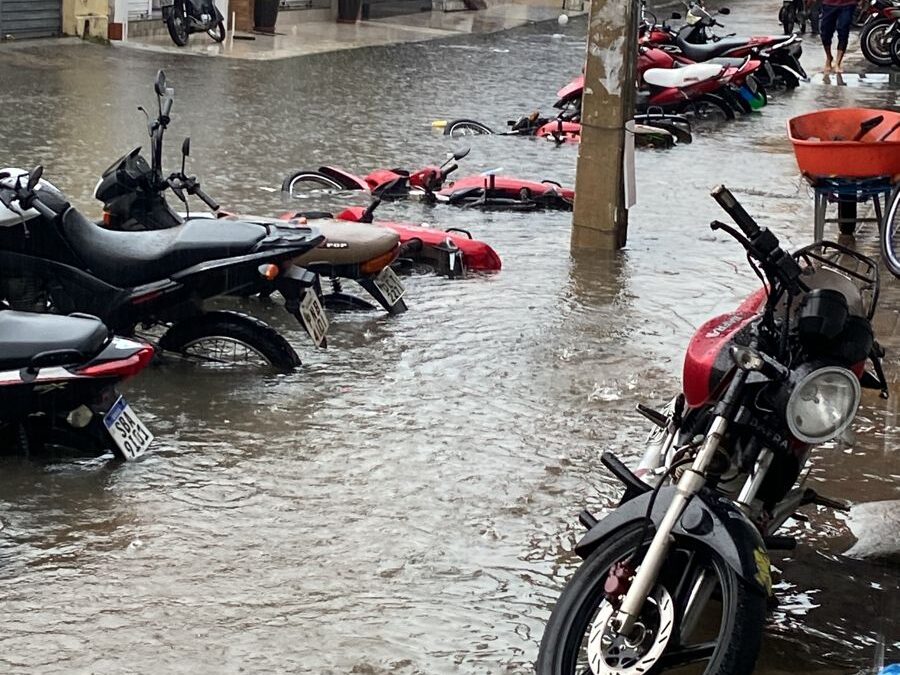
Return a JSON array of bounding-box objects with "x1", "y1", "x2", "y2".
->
[
  {"x1": 193, "y1": 186, "x2": 220, "y2": 212},
  {"x1": 162, "y1": 97, "x2": 173, "y2": 119},
  {"x1": 442, "y1": 163, "x2": 458, "y2": 179},
  {"x1": 710, "y1": 185, "x2": 760, "y2": 238}
]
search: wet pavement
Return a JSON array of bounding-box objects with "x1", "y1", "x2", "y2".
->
[
  {"x1": 0, "y1": 1, "x2": 898, "y2": 672},
  {"x1": 118, "y1": 4, "x2": 579, "y2": 60}
]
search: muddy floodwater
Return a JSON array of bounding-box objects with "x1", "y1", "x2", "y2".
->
[{"x1": 0, "y1": 1, "x2": 898, "y2": 672}]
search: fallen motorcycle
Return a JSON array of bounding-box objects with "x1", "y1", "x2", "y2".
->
[
  {"x1": 96, "y1": 71, "x2": 408, "y2": 316},
  {"x1": 0, "y1": 310, "x2": 156, "y2": 461},
  {"x1": 279, "y1": 201, "x2": 503, "y2": 278},
  {"x1": 282, "y1": 147, "x2": 576, "y2": 211},
  {"x1": 538, "y1": 186, "x2": 888, "y2": 674}
]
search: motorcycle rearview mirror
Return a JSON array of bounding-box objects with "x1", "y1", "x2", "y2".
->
[
  {"x1": 154, "y1": 70, "x2": 167, "y2": 98},
  {"x1": 181, "y1": 137, "x2": 190, "y2": 175},
  {"x1": 27, "y1": 165, "x2": 43, "y2": 192},
  {"x1": 453, "y1": 147, "x2": 471, "y2": 161}
]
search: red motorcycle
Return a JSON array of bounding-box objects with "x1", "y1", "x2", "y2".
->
[
  {"x1": 281, "y1": 148, "x2": 575, "y2": 211},
  {"x1": 858, "y1": 0, "x2": 900, "y2": 67},
  {"x1": 537, "y1": 186, "x2": 889, "y2": 674}
]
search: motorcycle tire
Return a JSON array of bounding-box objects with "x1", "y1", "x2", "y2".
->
[
  {"x1": 208, "y1": 20, "x2": 226, "y2": 42},
  {"x1": 891, "y1": 31, "x2": 900, "y2": 68},
  {"x1": 779, "y1": 6, "x2": 795, "y2": 35},
  {"x1": 880, "y1": 186, "x2": 900, "y2": 279},
  {"x1": 158, "y1": 310, "x2": 301, "y2": 372},
  {"x1": 165, "y1": 0, "x2": 190, "y2": 46},
  {"x1": 281, "y1": 171, "x2": 347, "y2": 195},
  {"x1": 860, "y1": 21, "x2": 894, "y2": 67},
  {"x1": 442, "y1": 119, "x2": 495, "y2": 137},
  {"x1": 772, "y1": 63, "x2": 800, "y2": 89},
  {"x1": 682, "y1": 94, "x2": 735, "y2": 121},
  {"x1": 536, "y1": 525, "x2": 766, "y2": 675}
]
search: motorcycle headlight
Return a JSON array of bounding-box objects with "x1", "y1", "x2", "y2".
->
[{"x1": 786, "y1": 366, "x2": 860, "y2": 443}]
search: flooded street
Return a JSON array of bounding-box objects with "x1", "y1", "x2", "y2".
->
[{"x1": 0, "y1": 1, "x2": 898, "y2": 672}]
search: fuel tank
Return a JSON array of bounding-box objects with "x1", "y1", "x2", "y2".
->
[{"x1": 682, "y1": 288, "x2": 767, "y2": 408}]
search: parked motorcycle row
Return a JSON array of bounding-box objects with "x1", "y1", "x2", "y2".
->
[
  {"x1": 1, "y1": 70, "x2": 506, "y2": 462},
  {"x1": 440, "y1": 2, "x2": 807, "y2": 148}
]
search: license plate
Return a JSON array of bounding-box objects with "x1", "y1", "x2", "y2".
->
[
  {"x1": 299, "y1": 290, "x2": 329, "y2": 348},
  {"x1": 159, "y1": 0, "x2": 174, "y2": 6},
  {"x1": 373, "y1": 266, "x2": 406, "y2": 306},
  {"x1": 103, "y1": 396, "x2": 153, "y2": 461}
]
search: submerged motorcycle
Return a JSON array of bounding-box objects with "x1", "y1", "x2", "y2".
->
[
  {"x1": 162, "y1": 0, "x2": 225, "y2": 46},
  {"x1": 282, "y1": 147, "x2": 575, "y2": 211},
  {"x1": 0, "y1": 310, "x2": 155, "y2": 461},
  {"x1": 97, "y1": 71, "x2": 408, "y2": 316},
  {"x1": 538, "y1": 186, "x2": 888, "y2": 674}
]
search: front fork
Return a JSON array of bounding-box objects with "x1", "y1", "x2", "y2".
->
[{"x1": 613, "y1": 368, "x2": 749, "y2": 636}]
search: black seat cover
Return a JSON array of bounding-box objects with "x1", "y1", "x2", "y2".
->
[
  {"x1": 63, "y1": 210, "x2": 267, "y2": 287},
  {"x1": 677, "y1": 37, "x2": 751, "y2": 62},
  {"x1": 0, "y1": 311, "x2": 108, "y2": 370}
]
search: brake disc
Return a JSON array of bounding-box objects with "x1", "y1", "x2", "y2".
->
[{"x1": 587, "y1": 586, "x2": 675, "y2": 675}]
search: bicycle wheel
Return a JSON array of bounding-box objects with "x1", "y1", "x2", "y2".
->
[{"x1": 881, "y1": 186, "x2": 900, "y2": 278}]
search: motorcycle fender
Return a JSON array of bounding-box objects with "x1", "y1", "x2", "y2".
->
[{"x1": 574, "y1": 486, "x2": 771, "y2": 595}]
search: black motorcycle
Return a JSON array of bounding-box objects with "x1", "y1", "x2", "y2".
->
[
  {"x1": 0, "y1": 164, "x2": 327, "y2": 372},
  {"x1": 161, "y1": 0, "x2": 225, "y2": 46},
  {"x1": 0, "y1": 309, "x2": 155, "y2": 460},
  {"x1": 537, "y1": 186, "x2": 888, "y2": 674}
]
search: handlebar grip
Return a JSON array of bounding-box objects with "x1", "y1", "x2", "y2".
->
[
  {"x1": 162, "y1": 97, "x2": 173, "y2": 118},
  {"x1": 442, "y1": 163, "x2": 458, "y2": 179},
  {"x1": 710, "y1": 185, "x2": 760, "y2": 238},
  {"x1": 31, "y1": 198, "x2": 57, "y2": 221},
  {"x1": 194, "y1": 186, "x2": 220, "y2": 212}
]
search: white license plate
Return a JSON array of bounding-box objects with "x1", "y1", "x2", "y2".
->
[
  {"x1": 373, "y1": 266, "x2": 406, "y2": 307},
  {"x1": 299, "y1": 290, "x2": 329, "y2": 348},
  {"x1": 159, "y1": 0, "x2": 174, "y2": 6},
  {"x1": 103, "y1": 396, "x2": 153, "y2": 461}
]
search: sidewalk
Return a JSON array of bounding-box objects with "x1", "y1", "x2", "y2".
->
[{"x1": 114, "y1": 4, "x2": 579, "y2": 61}]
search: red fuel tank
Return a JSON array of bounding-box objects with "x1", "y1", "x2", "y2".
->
[{"x1": 682, "y1": 288, "x2": 767, "y2": 408}]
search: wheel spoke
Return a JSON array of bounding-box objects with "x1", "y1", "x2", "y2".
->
[{"x1": 656, "y1": 640, "x2": 717, "y2": 668}]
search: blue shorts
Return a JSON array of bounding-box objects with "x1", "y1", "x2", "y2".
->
[{"x1": 820, "y1": 4, "x2": 854, "y2": 51}]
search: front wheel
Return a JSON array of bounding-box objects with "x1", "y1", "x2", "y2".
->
[
  {"x1": 443, "y1": 119, "x2": 495, "y2": 137},
  {"x1": 165, "y1": 1, "x2": 190, "y2": 46},
  {"x1": 537, "y1": 526, "x2": 766, "y2": 675},
  {"x1": 158, "y1": 310, "x2": 301, "y2": 372},
  {"x1": 881, "y1": 186, "x2": 900, "y2": 279},
  {"x1": 891, "y1": 30, "x2": 900, "y2": 68},
  {"x1": 208, "y1": 20, "x2": 226, "y2": 42}
]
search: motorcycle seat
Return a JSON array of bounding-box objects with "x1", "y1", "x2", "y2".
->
[
  {"x1": 62, "y1": 208, "x2": 267, "y2": 287},
  {"x1": 709, "y1": 57, "x2": 748, "y2": 68},
  {"x1": 677, "y1": 37, "x2": 751, "y2": 62},
  {"x1": 291, "y1": 220, "x2": 399, "y2": 268},
  {"x1": 644, "y1": 63, "x2": 724, "y2": 88},
  {"x1": 0, "y1": 310, "x2": 108, "y2": 370}
]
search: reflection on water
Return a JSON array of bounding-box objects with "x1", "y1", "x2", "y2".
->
[{"x1": 0, "y1": 0, "x2": 898, "y2": 672}]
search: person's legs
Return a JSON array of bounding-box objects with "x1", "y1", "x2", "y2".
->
[
  {"x1": 834, "y1": 5, "x2": 854, "y2": 72},
  {"x1": 820, "y1": 4, "x2": 840, "y2": 72}
]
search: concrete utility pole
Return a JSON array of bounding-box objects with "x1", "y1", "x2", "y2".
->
[{"x1": 571, "y1": 0, "x2": 638, "y2": 252}]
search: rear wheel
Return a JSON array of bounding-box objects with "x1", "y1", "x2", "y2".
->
[
  {"x1": 165, "y1": 1, "x2": 190, "y2": 46},
  {"x1": 281, "y1": 171, "x2": 347, "y2": 198},
  {"x1": 682, "y1": 94, "x2": 735, "y2": 121},
  {"x1": 207, "y1": 20, "x2": 226, "y2": 42},
  {"x1": 860, "y1": 22, "x2": 894, "y2": 67},
  {"x1": 536, "y1": 526, "x2": 766, "y2": 675},
  {"x1": 158, "y1": 310, "x2": 301, "y2": 372},
  {"x1": 772, "y1": 63, "x2": 800, "y2": 89},
  {"x1": 443, "y1": 119, "x2": 495, "y2": 137},
  {"x1": 779, "y1": 4, "x2": 795, "y2": 34}
]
